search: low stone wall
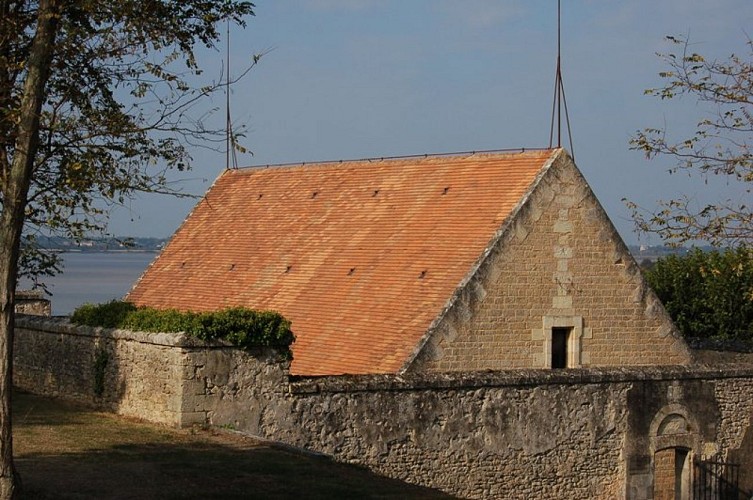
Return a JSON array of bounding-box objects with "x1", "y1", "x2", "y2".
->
[
  {"x1": 217, "y1": 367, "x2": 753, "y2": 498},
  {"x1": 13, "y1": 316, "x2": 288, "y2": 427},
  {"x1": 15, "y1": 316, "x2": 188, "y2": 425},
  {"x1": 13, "y1": 317, "x2": 753, "y2": 499},
  {"x1": 284, "y1": 374, "x2": 629, "y2": 498}
]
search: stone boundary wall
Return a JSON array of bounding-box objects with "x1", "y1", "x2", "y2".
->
[
  {"x1": 13, "y1": 316, "x2": 288, "y2": 426},
  {"x1": 15, "y1": 316, "x2": 191, "y2": 425},
  {"x1": 13, "y1": 317, "x2": 753, "y2": 499},
  {"x1": 272, "y1": 369, "x2": 753, "y2": 498}
]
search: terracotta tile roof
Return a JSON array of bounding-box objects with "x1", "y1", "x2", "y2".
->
[{"x1": 127, "y1": 149, "x2": 557, "y2": 375}]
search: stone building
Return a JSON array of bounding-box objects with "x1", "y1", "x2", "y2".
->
[
  {"x1": 127, "y1": 148, "x2": 690, "y2": 375},
  {"x1": 17, "y1": 147, "x2": 750, "y2": 498}
]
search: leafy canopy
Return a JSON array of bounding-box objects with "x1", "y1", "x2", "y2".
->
[
  {"x1": 0, "y1": 1, "x2": 258, "y2": 287},
  {"x1": 645, "y1": 247, "x2": 753, "y2": 341},
  {"x1": 627, "y1": 35, "x2": 753, "y2": 247}
]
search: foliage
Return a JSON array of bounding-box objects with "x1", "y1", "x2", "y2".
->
[
  {"x1": 2, "y1": 1, "x2": 260, "y2": 283},
  {"x1": 628, "y1": 35, "x2": 753, "y2": 247},
  {"x1": 645, "y1": 247, "x2": 753, "y2": 340},
  {"x1": 71, "y1": 301, "x2": 295, "y2": 349},
  {"x1": 189, "y1": 307, "x2": 295, "y2": 347},
  {"x1": 1, "y1": 2, "x2": 260, "y2": 494},
  {"x1": 121, "y1": 306, "x2": 198, "y2": 333},
  {"x1": 71, "y1": 300, "x2": 136, "y2": 328}
]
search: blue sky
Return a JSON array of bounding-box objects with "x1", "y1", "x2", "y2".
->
[{"x1": 107, "y1": 0, "x2": 753, "y2": 245}]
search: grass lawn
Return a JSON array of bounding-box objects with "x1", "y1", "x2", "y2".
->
[{"x1": 13, "y1": 391, "x2": 455, "y2": 499}]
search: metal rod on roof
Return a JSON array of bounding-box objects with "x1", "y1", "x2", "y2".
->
[
  {"x1": 225, "y1": 19, "x2": 239, "y2": 169},
  {"x1": 225, "y1": 19, "x2": 230, "y2": 169},
  {"x1": 226, "y1": 19, "x2": 230, "y2": 170},
  {"x1": 555, "y1": 0, "x2": 562, "y2": 148},
  {"x1": 548, "y1": 0, "x2": 575, "y2": 159},
  {"x1": 561, "y1": 71, "x2": 575, "y2": 158},
  {"x1": 549, "y1": 58, "x2": 562, "y2": 148},
  {"x1": 255, "y1": 147, "x2": 548, "y2": 170}
]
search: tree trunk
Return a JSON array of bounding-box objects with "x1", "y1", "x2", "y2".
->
[{"x1": 0, "y1": 1, "x2": 60, "y2": 498}]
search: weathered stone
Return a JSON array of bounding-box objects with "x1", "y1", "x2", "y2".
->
[
  {"x1": 12, "y1": 316, "x2": 753, "y2": 499},
  {"x1": 408, "y1": 154, "x2": 690, "y2": 374}
]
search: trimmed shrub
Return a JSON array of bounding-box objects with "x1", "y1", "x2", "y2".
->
[
  {"x1": 70, "y1": 302, "x2": 295, "y2": 350},
  {"x1": 71, "y1": 300, "x2": 137, "y2": 328},
  {"x1": 190, "y1": 307, "x2": 294, "y2": 349},
  {"x1": 121, "y1": 307, "x2": 199, "y2": 334}
]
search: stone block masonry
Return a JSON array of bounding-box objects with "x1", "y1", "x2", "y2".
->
[
  {"x1": 409, "y1": 152, "x2": 690, "y2": 373},
  {"x1": 13, "y1": 316, "x2": 753, "y2": 499},
  {"x1": 13, "y1": 316, "x2": 290, "y2": 427},
  {"x1": 15, "y1": 316, "x2": 190, "y2": 425},
  {"x1": 14, "y1": 291, "x2": 51, "y2": 316}
]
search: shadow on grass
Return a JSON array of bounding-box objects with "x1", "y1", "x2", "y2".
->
[
  {"x1": 13, "y1": 392, "x2": 455, "y2": 500},
  {"x1": 14, "y1": 394, "x2": 97, "y2": 428}
]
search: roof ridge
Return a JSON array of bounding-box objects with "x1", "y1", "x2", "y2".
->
[
  {"x1": 236, "y1": 147, "x2": 557, "y2": 171},
  {"x1": 128, "y1": 148, "x2": 562, "y2": 375}
]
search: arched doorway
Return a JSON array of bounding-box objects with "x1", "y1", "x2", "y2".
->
[{"x1": 649, "y1": 405, "x2": 699, "y2": 500}]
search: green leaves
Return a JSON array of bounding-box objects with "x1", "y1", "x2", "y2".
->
[
  {"x1": 646, "y1": 248, "x2": 753, "y2": 340},
  {"x1": 2, "y1": 1, "x2": 258, "y2": 283},
  {"x1": 71, "y1": 300, "x2": 137, "y2": 328},
  {"x1": 70, "y1": 301, "x2": 295, "y2": 350},
  {"x1": 627, "y1": 35, "x2": 753, "y2": 246}
]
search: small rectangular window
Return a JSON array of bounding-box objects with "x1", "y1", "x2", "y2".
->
[{"x1": 551, "y1": 327, "x2": 570, "y2": 369}]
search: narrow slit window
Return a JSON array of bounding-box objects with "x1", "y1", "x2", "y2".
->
[{"x1": 551, "y1": 327, "x2": 571, "y2": 369}]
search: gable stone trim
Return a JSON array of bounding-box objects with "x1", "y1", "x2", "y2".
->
[
  {"x1": 403, "y1": 149, "x2": 693, "y2": 373},
  {"x1": 399, "y1": 149, "x2": 562, "y2": 374}
]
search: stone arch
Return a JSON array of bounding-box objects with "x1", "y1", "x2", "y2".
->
[
  {"x1": 649, "y1": 403, "x2": 700, "y2": 454},
  {"x1": 649, "y1": 404, "x2": 700, "y2": 500}
]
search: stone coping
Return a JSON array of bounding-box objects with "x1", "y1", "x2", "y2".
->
[
  {"x1": 14, "y1": 314, "x2": 218, "y2": 348},
  {"x1": 17, "y1": 315, "x2": 753, "y2": 397},
  {"x1": 289, "y1": 365, "x2": 753, "y2": 395}
]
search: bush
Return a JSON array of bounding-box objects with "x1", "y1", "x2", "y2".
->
[
  {"x1": 190, "y1": 307, "x2": 294, "y2": 348},
  {"x1": 70, "y1": 302, "x2": 295, "y2": 350},
  {"x1": 71, "y1": 300, "x2": 137, "y2": 328},
  {"x1": 645, "y1": 247, "x2": 753, "y2": 340},
  {"x1": 121, "y1": 307, "x2": 199, "y2": 334}
]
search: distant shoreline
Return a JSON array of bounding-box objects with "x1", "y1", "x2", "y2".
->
[
  {"x1": 46, "y1": 249, "x2": 160, "y2": 253},
  {"x1": 33, "y1": 236, "x2": 168, "y2": 253},
  {"x1": 20, "y1": 251, "x2": 159, "y2": 315}
]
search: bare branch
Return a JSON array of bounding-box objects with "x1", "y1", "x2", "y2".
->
[{"x1": 628, "y1": 35, "x2": 753, "y2": 246}]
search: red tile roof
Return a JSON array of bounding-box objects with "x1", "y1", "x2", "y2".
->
[{"x1": 127, "y1": 149, "x2": 557, "y2": 375}]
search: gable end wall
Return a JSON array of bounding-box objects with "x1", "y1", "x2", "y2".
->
[{"x1": 411, "y1": 152, "x2": 690, "y2": 372}]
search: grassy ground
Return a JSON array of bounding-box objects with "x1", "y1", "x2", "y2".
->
[{"x1": 13, "y1": 391, "x2": 455, "y2": 499}]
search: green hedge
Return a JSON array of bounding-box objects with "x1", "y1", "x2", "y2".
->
[
  {"x1": 71, "y1": 301, "x2": 295, "y2": 350},
  {"x1": 645, "y1": 247, "x2": 753, "y2": 341}
]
